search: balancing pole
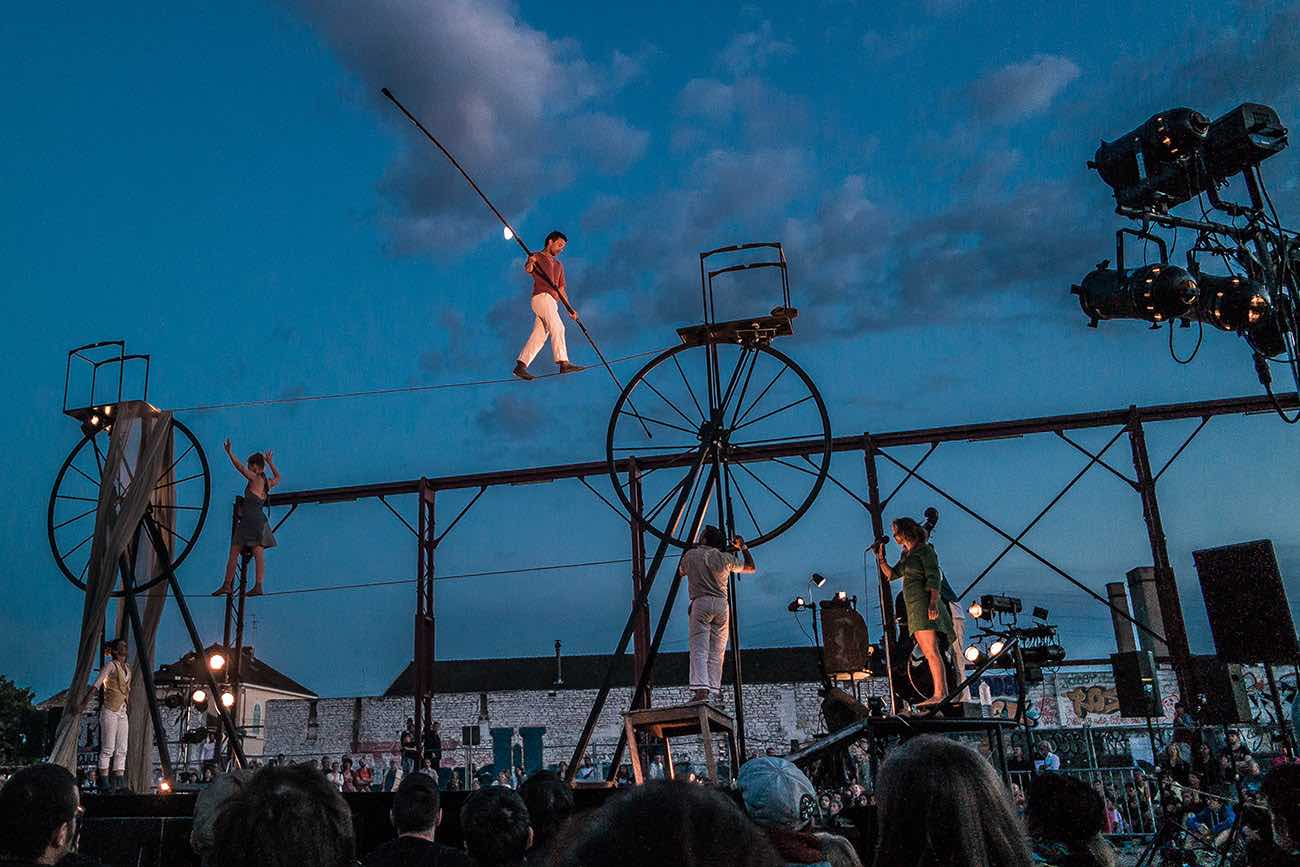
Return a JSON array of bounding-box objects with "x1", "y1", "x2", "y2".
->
[{"x1": 380, "y1": 87, "x2": 652, "y2": 438}]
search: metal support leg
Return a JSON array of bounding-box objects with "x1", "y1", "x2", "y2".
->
[
  {"x1": 1128, "y1": 412, "x2": 1193, "y2": 703},
  {"x1": 117, "y1": 549, "x2": 173, "y2": 788},
  {"x1": 629, "y1": 461, "x2": 650, "y2": 708},
  {"x1": 863, "y1": 437, "x2": 897, "y2": 714}
]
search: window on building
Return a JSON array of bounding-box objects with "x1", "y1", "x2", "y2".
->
[
  {"x1": 251, "y1": 703, "x2": 262, "y2": 732},
  {"x1": 306, "y1": 700, "x2": 319, "y2": 742}
]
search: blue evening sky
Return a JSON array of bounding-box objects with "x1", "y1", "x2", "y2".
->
[{"x1": 4, "y1": 1, "x2": 1299, "y2": 699}]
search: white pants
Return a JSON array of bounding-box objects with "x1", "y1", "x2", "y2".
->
[
  {"x1": 517, "y1": 293, "x2": 568, "y2": 366},
  {"x1": 99, "y1": 707, "x2": 128, "y2": 772},
  {"x1": 688, "y1": 596, "x2": 730, "y2": 692},
  {"x1": 949, "y1": 603, "x2": 972, "y2": 702}
]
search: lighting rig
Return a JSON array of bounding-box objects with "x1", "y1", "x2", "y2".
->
[{"x1": 1071, "y1": 102, "x2": 1299, "y2": 420}]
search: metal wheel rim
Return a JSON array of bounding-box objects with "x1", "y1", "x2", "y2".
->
[
  {"x1": 47, "y1": 417, "x2": 210, "y2": 594},
  {"x1": 605, "y1": 341, "x2": 832, "y2": 549}
]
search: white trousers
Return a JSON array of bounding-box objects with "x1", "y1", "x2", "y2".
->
[
  {"x1": 688, "y1": 596, "x2": 730, "y2": 692},
  {"x1": 517, "y1": 293, "x2": 568, "y2": 366},
  {"x1": 949, "y1": 603, "x2": 972, "y2": 702},
  {"x1": 99, "y1": 707, "x2": 128, "y2": 772}
]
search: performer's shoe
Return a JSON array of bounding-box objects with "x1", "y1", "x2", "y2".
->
[
  {"x1": 247, "y1": 585, "x2": 265, "y2": 597},
  {"x1": 513, "y1": 362, "x2": 535, "y2": 381},
  {"x1": 557, "y1": 361, "x2": 586, "y2": 374},
  {"x1": 211, "y1": 584, "x2": 233, "y2": 596},
  {"x1": 689, "y1": 688, "x2": 711, "y2": 704}
]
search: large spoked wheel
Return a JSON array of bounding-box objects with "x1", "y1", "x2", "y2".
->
[
  {"x1": 607, "y1": 341, "x2": 832, "y2": 549},
  {"x1": 48, "y1": 417, "x2": 210, "y2": 594}
]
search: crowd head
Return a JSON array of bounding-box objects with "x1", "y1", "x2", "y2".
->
[
  {"x1": 392, "y1": 772, "x2": 441, "y2": 836},
  {"x1": 460, "y1": 786, "x2": 531, "y2": 867},
  {"x1": 0, "y1": 764, "x2": 81, "y2": 865},
  {"x1": 211, "y1": 763, "x2": 355, "y2": 867}
]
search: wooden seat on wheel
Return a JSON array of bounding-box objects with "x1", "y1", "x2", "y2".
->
[{"x1": 622, "y1": 702, "x2": 739, "y2": 785}]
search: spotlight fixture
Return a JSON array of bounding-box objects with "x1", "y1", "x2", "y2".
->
[
  {"x1": 1089, "y1": 108, "x2": 1210, "y2": 211},
  {"x1": 220, "y1": 690, "x2": 236, "y2": 709},
  {"x1": 964, "y1": 645, "x2": 984, "y2": 663},
  {"x1": 989, "y1": 639, "x2": 1007, "y2": 656},
  {"x1": 181, "y1": 726, "x2": 209, "y2": 745},
  {"x1": 503, "y1": 226, "x2": 514, "y2": 241},
  {"x1": 190, "y1": 688, "x2": 207, "y2": 707},
  {"x1": 163, "y1": 692, "x2": 186, "y2": 710},
  {"x1": 834, "y1": 591, "x2": 848, "y2": 602},
  {"x1": 967, "y1": 601, "x2": 984, "y2": 619},
  {"x1": 158, "y1": 779, "x2": 172, "y2": 794},
  {"x1": 1032, "y1": 606, "x2": 1050, "y2": 622},
  {"x1": 1198, "y1": 274, "x2": 1272, "y2": 333},
  {"x1": 810, "y1": 573, "x2": 828, "y2": 588},
  {"x1": 787, "y1": 596, "x2": 806, "y2": 612},
  {"x1": 1204, "y1": 103, "x2": 1289, "y2": 181},
  {"x1": 1021, "y1": 644, "x2": 1067, "y2": 666},
  {"x1": 207, "y1": 652, "x2": 226, "y2": 672},
  {"x1": 1072, "y1": 263, "x2": 1199, "y2": 326},
  {"x1": 976, "y1": 594, "x2": 1022, "y2": 618}
]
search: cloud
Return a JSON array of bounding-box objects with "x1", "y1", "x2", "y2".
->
[
  {"x1": 677, "y1": 78, "x2": 736, "y2": 121},
  {"x1": 287, "y1": 0, "x2": 647, "y2": 254},
  {"x1": 967, "y1": 54, "x2": 1081, "y2": 124},
  {"x1": 717, "y1": 21, "x2": 796, "y2": 77},
  {"x1": 475, "y1": 391, "x2": 544, "y2": 438}
]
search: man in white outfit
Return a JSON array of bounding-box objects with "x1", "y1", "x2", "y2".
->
[
  {"x1": 677, "y1": 525, "x2": 756, "y2": 704},
  {"x1": 513, "y1": 230, "x2": 584, "y2": 380},
  {"x1": 93, "y1": 638, "x2": 131, "y2": 792}
]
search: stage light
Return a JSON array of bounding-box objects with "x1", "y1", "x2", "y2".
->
[
  {"x1": 158, "y1": 779, "x2": 172, "y2": 794},
  {"x1": 1205, "y1": 103, "x2": 1289, "y2": 181},
  {"x1": 1021, "y1": 644, "x2": 1067, "y2": 665},
  {"x1": 978, "y1": 594, "x2": 1023, "y2": 617},
  {"x1": 503, "y1": 226, "x2": 514, "y2": 241},
  {"x1": 1247, "y1": 310, "x2": 1288, "y2": 358},
  {"x1": 207, "y1": 652, "x2": 226, "y2": 672},
  {"x1": 835, "y1": 591, "x2": 848, "y2": 602},
  {"x1": 1073, "y1": 263, "x2": 1199, "y2": 326},
  {"x1": 989, "y1": 639, "x2": 1006, "y2": 656},
  {"x1": 1089, "y1": 108, "x2": 1210, "y2": 210},
  {"x1": 787, "y1": 596, "x2": 806, "y2": 612},
  {"x1": 1032, "y1": 606, "x2": 1050, "y2": 622},
  {"x1": 190, "y1": 689, "x2": 207, "y2": 706},
  {"x1": 810, "y1": 573, "x2": 828, "y2": 588},
  {"x1": 181, "y1": 726, "x2": 208, "y2": 745},
  {"x1": 1198, "y1": 274, "x2": 1271, "y2": 332},
  {"x1": 964, "y1": 645, "x2": 983, "y2": 663},
  {"x1": 968, "y1": 601, "x2": 984, "y2": 619},
  {"x1": 220, "y1": 690, "x2": 236, "y2": 709},
  {"x1": 163, "y1": 692, "x2": 186, "y2": 710}
]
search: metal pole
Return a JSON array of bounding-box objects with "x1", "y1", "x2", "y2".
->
[
  {"x1": 1265, "y1": 664, "x2": 1295, "y2": 755},
  {"x1": 863, "y1": 436, "x2": 897, "y2": 714},
  {"x1": 628, "y1": 460, "x2": 650, "y2": 709},
  {"x1": 1127, "y1": 410, "x2": 1193, "y2": 703},
  {"x1": 229, "y1": 553, "x2": 249, "y2": 766},
  {"x1": 116, "y1": 543, "x2": 173, "y2": 787},
  {"x1": 566, "y1": 446, "x2": 714, "y2": 783}
]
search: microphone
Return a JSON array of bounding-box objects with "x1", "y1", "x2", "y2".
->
[
  {"x1": 924, "y1": 506, "x2": 939, "y2": 524},
  {"x1": 869, "y1": 535, "x2": 888, "y2": 551}
]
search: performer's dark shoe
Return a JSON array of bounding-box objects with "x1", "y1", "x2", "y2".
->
[
  {"x1": 557, "y1": 361, "x2": 586, "y2": 374},
  {"x1": 211, "y1": 585, "x2": 233, "y2": 596},
  {"x1": 689, "y1": 688, "x2": 711, "y2": 703},
  {"x1": 513, "y1": 361, "x2": 535, "y2": 381}
]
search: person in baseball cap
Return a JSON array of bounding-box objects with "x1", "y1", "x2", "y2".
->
[{"x1": 737, "y1": 757, "x2": 861, "y2": 867}]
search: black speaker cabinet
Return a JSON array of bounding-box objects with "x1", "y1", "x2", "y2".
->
[
  {"x1": 820, "y1": 599, "x2": 870, "y2": 675},
  {"x1": 1188, "y1": 655, "x2": 1253, "y2": 725},
  {"x1": 1111, "y1": 650, "x2": 1163, "y2": 717},
  {"x1": 1193, "y1": 539, "x2": 1299, "y2": 663}
]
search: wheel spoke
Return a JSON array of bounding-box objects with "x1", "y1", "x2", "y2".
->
[
  {"x1": 159, "y1": 441, "x2": 196, "y2": 483},
  {"x1": 79, "y1": 556, "x2": 92, "y2": 582},
  {"x1": 70, "y1": 463, "x2": 101, "y2": 488},
  {"x1": 53, "y1": 504, "x2": 99, "y2": 530},
  {"x1": 150, "y1": 503, "x2": 205, "y2": 511},
  {"x1": 716, "y1": 348, "x2": 752, "y2": 417},
  {"x1": 56, "y1": 493, "x2": 100, "y2": 503},
  {"x1": 734, "y1": 461, "x2": 798, "y2": 513},
  {"x1": 671, "y1": 353, "x2": 706, "y2": 422},
  {"x1": 154, "y1": 520, "x2": 193, "y2": 548},
  {"x1": 155, "y1": 471, "x2": 204, "y2": 491},
  {"x1": 734, "y1": 363, "x2": 790, "y2": 428},
  {"x1": 729, "y1": 471, "x2": 763, "y2": 539},
  {"x1": 64, "y1": 530, "x2": 96, "y2": 559},
  {"x1": 727, "y1": 350, "x2": 761, "y2": 428},
  {"x1": 645, "y1": 473, "x2": 694, "y2": 524},
  {"x1": 731, "y1": 432, "x2": 826, "y2": 449},
  {"x1": 732, "y1": 394, "x2": 814, "y2": 432},
  {"x1": 90, "y1": 437, "x2": 106, "y2": 477},
  {"x1": 769, "y1": 456, "x2": 822, "y2": 478},
  {"x1": 619, "y1": 410, "x2": 698, "y2": 437},
  {"x1": 639, "y1": 374, "x2": 700, "y2": 429}
]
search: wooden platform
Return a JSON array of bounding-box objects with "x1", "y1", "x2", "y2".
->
[
  {"x1": 676, "y1": 307, "x2": 798, "y2": 347},
  {"x1": 623, "y1": 701, "x2": 739, "y2": 784}
]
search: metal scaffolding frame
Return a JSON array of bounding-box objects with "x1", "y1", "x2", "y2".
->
[{"x1": 261, "y1": 391, "x2": 1298, "y2": 765}]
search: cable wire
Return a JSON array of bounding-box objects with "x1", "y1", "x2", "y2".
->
[{"x1": 170, "y1": 347, "x2": 669, "y2": 414}]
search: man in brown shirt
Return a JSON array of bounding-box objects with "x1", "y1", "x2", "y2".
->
[{"x1": 513, "y1": 230, "x2": 584, "y2": 380}]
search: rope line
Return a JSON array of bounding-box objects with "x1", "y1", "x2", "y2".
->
[
  {"x1": 185, "y1": 557, "x2": 635, "y2": 599},
  {"x1": 170, "y1": 347, "x2": 668, "y2": 414}
]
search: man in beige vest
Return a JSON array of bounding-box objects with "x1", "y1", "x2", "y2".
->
[{"x1": 92, "y1": 638, "x2": 131, "y2": 791}]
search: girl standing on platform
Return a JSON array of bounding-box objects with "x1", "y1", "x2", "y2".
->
[
  {"x1": 213, "y1": 438, "x2": 279, "y2": 597},
  {"x1": 875, "y1": 516, "x2": 955, "y2": 707}
]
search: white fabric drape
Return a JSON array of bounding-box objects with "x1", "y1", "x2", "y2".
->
[{"x1": 49, "y1": 407, "x2": 175, "y2": 773}]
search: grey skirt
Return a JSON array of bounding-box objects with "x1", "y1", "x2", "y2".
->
[{"x1": 233, "y1": 494, "x2": 277, "y2": 550}]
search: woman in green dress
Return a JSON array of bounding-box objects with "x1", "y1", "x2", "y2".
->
[{"x1": 874, "y1": 515, "x2": 955, "y2": 706}]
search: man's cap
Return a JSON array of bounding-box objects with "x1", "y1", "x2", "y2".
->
[{"x1": 737, "y1": 757, "x2": 817, "y2": 829}]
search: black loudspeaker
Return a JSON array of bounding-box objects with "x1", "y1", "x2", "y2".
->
[
  {"x1": 820, "y1": 600, "x2": 870, "y2": 675},
  {"x1": 1189, "y1": 655, "x2": 1253, "y2": 724},
  {"x1": 1193, "y1": 539, "x2": 1300, "y2": 663},
  {"x1": 1111, "y1": 650, "x2": 1163, "y2": 717}
]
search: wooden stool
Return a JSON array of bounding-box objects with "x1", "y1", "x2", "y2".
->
[{"x1": 623, "y1": 703, "x2": 739, "y2": 784}]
